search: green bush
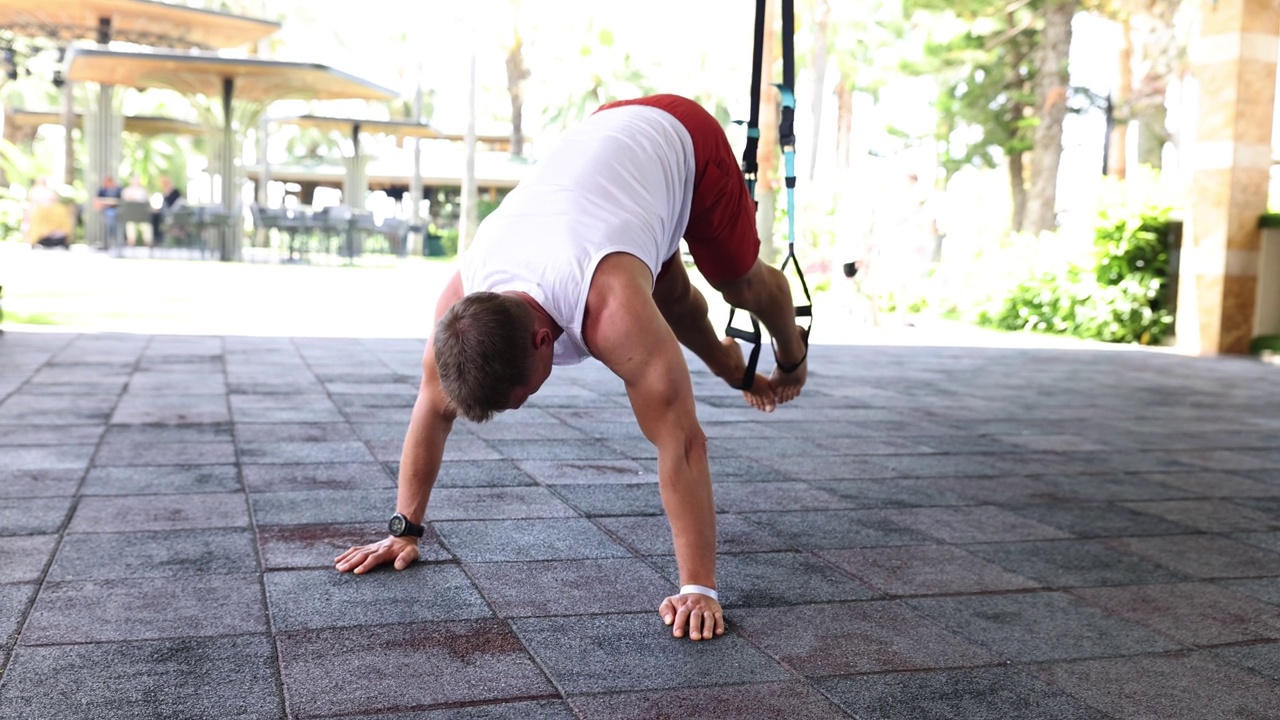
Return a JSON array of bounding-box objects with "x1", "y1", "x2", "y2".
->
[{"x1": 977, "y1": 174, "x2": 1176, "y2": 345}]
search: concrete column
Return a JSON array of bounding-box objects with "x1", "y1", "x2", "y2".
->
[{"x1": 1178, "y1": 0, "x2": 1280, "y2": 354}]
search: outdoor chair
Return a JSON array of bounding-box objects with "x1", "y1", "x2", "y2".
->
[{"x1": 116, "y1": 201, "x2": 153, "y2": 247}]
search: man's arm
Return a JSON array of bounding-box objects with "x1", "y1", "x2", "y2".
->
[
  {"x1": 335, "y1": 272, "x2": 463, "y2": 574},
  {"x1": 584, "y1": 254, "x2": 725, "y2": 641}
]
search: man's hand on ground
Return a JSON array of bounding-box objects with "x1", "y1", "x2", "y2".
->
[
  {"x1": 659, "y1": 592, "x2": 725, "y2": 641},
  {"x1": 335, "y1": 536, "x2": 419, "y2": 574}
]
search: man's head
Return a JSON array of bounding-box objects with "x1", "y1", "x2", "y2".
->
[{"x1": 433, "y1": 292, "x2": 553, "y2": 422}]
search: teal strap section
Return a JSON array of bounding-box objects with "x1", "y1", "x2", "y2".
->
[
  {"x1": 785, "y1": 150, "x2": 796, "y2": 247},
  {"x1": 778, "y1": 85, "x2": 795, "y2": 110}
]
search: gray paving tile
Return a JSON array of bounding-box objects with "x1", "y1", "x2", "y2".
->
[
  {"x1": 736, "y1": 601, "x2": 995, "y2": 675},
  {"x1": 241, "y1": 461, "x2": 392, "y2": 492},
  {"x1": 434, "y1": 518, "x2": 631, "y2": 562},
  {"x1": 595, "y1": 513, "x2": 792, "y2": 555},
  {"x1": 257, "y1": 523, "x2": 452, "y2": 570},
  {"x1": 21, "y1": 574, "x2": 267, "y2": 644},
  {"x1": 1148, "y1": 471, "x2": 1280, "y2": 498},
  {"x1": 1213, "y1": 643, "x2": 1280, "y2": 681},
  {"x1": 249, "y1": 488, "x2": 396, "y2": 525},
  {"x1": 0, "y1": 635, "x2": 284, "y2": 720},
  {"x1": 238, "y1": 440, "x2": 377, "y2": 464},
  {"x1": 963, "y1": 539, "x2": 1186, "y2": 587},
  {"x1": 1218, "y1": 578, "x2": 1280, "y2": 607},
  {"x1": 882, "y1": 505, "x2": 1073, "y2": 543},
  {"x1": 818, "y1": 545, "x2": 1041, "y2": 596},
  {"x1": 1034, "y1": 473, "x2": 1191, "y2": 502},
  {"x1": 487, "y1": 439, "x2": 626, "y2": 461},
  {"x1": 69, "y1": 493, "x2": 248, "y2": 532},
  {"x1": 1031, "y1": 652, "x2": 1280, "y2": 720},
  {"x1": 434, "y1": 460, "x2": 537, "y2": 488},
  {"x1": 80, "y1": 464, "x2": 240, "y2": 494},
  {"x1": 325, "y1": 700, "x2": 578, "y2": 720},
  {"x1": 511, "y1": 613, "x2": 790, "y2": 694},
  {"x1": 0, "y1": 444, "x2": 96, "y2": 471},
  {"x1": 807, "y1": 477, "x2": 971, "y2": 507},
  {"x1": 740, "y1": 509, "x2": 931, "y2": 549},
  {"x1": 1106, "y1": 534, "x2": 1280, "y2": 578},
  {"x1": 47, "y1": 528, "x2": 258, "y2": 581},
  {"x1": 0, "y1": 583, "x2": 37, "y2": 649},
  {"x1": 1008, "y1": 502, "x2": 1195, "y2": 537},
  {"x1": 755, "y1": 454, "x2": 894, "y2": 481},
  {"x1": 815, "y1": 667, "x2": 1108, "y2": 720},
  {"x1": 0, "y1": 497, "x2": 73, "y2": 534},
  {"x1": 0, "y1": 535, "x2": 58, "y2": 583},
  {"x1": 907, "y1": 592, "x2": 1182, "y2": 662},
  {"x1": 570, "y1": 682, "x2": 852, "y2": 720},
  {"x1": 277, "y1": 620, "x2": 555, "y2": 718},
  {"x1": 516, "y1": 458, "x2": 651, "y2": 484},
  {"x1": 436, "y1": 436, "x2": 504, "y2": 461},
  {"x1": 1122, "y1": 499, "x2": 1280, "y2": 533},
  {"x1": 650, "y1": 552, "x2": 877, "y2": 607},
  {"x1": 710, "y1": 481, "x2": 854, "y2": 512},
  {"x1": 0, "y1": 424, "x2": 104, "y2": 446},
  {"x1": 545, "y1": 483, "x2": 665, "y2": 516},
  {"x1": 229, "y1": 393, "x2": 344, "y2": 423},
  {"x1": 110, "y1": 394, "x2": 230, "y2": 424},
  {"x1": 102, "y1": 423, "x2": 233, "y2": 443},
  {"x1": 124, "y1": 371, "x2": 227, "y2": 394},
  {"x1": 93, "y1": 439, "x2": 237, "y2": 466},
  {"x1": 427, "y1": 487, "x2": 579, "y2": 520},
  {"x1": 1070, "y1": 583, "x2": 1280, "y2": 646},
  {"x1": 466, "y1": 558, "x2": 674, "y2": 617},
  {"x1": 0, "y1": 393, "x2": 118, "y2": 424},
  {"x1": 234, "y1": 421, "x2": 360, "y2": 442},
  {"x1": 264, "y1": 564, "x2": 490, "y2": 630}
]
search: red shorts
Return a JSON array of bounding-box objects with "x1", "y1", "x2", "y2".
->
[{"x1": 596, "y1": 94, "x2": 760, "y2": 285}]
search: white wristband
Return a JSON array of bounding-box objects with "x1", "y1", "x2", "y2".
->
[{"x1": 680, "y1": 584, "x2": 719, "y2": 601}]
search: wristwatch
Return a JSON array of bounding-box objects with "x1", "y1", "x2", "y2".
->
[{"x1": 388, "y1": 512, "x2": 425, "y2": 538}]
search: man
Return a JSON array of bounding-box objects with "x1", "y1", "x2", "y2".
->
[
  {"x1": 150, "y1": 176, "x2": 184, "y2": 247},
  {"x1": 94, "y1": 175, "x2": 122, "y2": 247},
  {"x1": 335, "y1": 94, "x2": 809, "y2": 642}
]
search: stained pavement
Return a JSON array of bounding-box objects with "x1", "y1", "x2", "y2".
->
[{"x1": 1, "y1": 329, "x2": 1279, "y2": 719}]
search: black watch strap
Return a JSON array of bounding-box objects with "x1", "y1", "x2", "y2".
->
[{"x1": 388, "y1": 512, "x2": 425, "y2": 538}]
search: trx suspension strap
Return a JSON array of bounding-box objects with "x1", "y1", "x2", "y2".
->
[{"x1": 726, "y1": 0, "x2": 813, "y2": 391}]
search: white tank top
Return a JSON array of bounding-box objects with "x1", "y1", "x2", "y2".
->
[{"x1": 459, "y1": 105, "x2": 695, "y2": 365}]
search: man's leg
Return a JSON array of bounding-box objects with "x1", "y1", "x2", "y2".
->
[
  {"x1": 652, "y1": 256, "x2": 778, "y2": 411},
  {"x1": 710, "y1": 260, "x2": 808, "y2": 405}
]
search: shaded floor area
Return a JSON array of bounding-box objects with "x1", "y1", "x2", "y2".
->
[{"x1": 1, "y1": 329, "x2": 1279, "y2": 719}]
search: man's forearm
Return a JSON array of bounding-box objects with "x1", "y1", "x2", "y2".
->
[
  {"x1": 656, "y1": 437, "x2": 717, "y2": 588},
  {"x1": 394, "y1": 397, "x2": 453, "y2": 524}
]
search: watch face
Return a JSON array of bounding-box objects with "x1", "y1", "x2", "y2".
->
[{"x1": 389, "y1": 514, "x2": 406, "y2": 535}]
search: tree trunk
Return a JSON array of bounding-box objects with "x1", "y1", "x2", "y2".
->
[
  {"x1": 62, "y1": 81, "x2": 76, "y2": 187},
  {"x1": 1137, "y1": 104, "x2": 1167, "y2": 168},
  {"x1": 1107, "y1": 16, "x2": 1132, "y2": 178},
  {"x1": 835, "y1": 76, "x2": 852, "y2": 173},
  {"x1": 1025, "y1": 0, "x2": 1075, "y2": 235},
  {"x1": 755, "y1": 0, "x2": 779, "y2": 264},
  {"x1": 506, "y1": 29, "x2": 530, "y2": 158},
  {"x1": 1010, "y1": 150, "x2": 1027, "y2": 234},
  {"x1": 808, "y1": 0, "x2": 830, "y2": 182}
]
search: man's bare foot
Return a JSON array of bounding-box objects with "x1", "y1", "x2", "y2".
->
[
  {"x1": 770, "y1": 325, "x2": 808, "y2": 405},
  {"x1": 718, "y1": 337, "x2": 776, "y2": 412}
]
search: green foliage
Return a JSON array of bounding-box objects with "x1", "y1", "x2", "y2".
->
[
  {"x1": 902, "y1": 1, "x2": 1038, "y2": 181},
  {"x1": 975, "y1": 175, "x2": 1176, "y2": 345}
]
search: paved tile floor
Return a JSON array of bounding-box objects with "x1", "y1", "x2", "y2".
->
[{"x1": 2, "y1": 329, "x2": 1279, "y2": 719}]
